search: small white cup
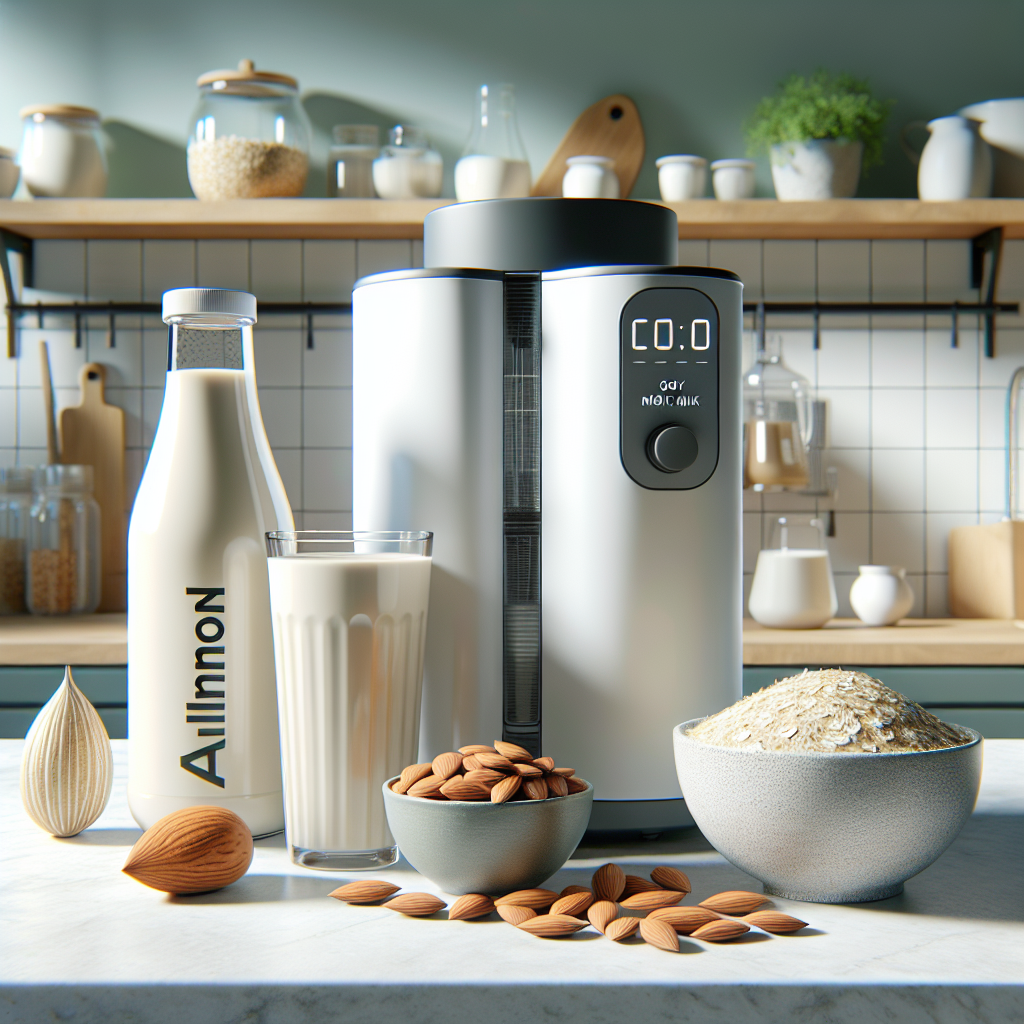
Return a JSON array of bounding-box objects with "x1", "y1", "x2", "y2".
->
[
  {"x1": 711, "y1": 158, "x2": 756, "y2": 200},
  {"x1": 656, "y1": 155, "x2": 707, "y2": 200},
  {"x1": 562, "y1": 155, "x2": 619, "y2": 198}
]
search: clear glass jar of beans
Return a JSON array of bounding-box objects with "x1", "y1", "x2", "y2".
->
[
  {"x1": 0, "y1": 467, "x2": 34, "y2": 614},
  {"x1": 27, "y1": 465, "x2": 101, "y2": 615},
  {"x1": 188, "y1": 59, "x2": 311, "y2": 200}
]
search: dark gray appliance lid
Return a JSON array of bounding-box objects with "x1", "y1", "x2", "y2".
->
[
  {"x1": 423, "y1": 198, "x2": 678, "y2": 272},
  {"x1": 542, "y1": 264, "x2": 742, "y2": 282},
  {"x1": 353, "y1": 266, "x2": 504, "y2": 290}
]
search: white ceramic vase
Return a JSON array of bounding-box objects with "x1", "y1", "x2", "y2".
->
[
  {"x1": 916, "y1": 116, "x2": 992, "y2": 200},
  {"x1": 770, "y1": 139, "x2": 863, "y2": 200},
  {"x1": 656, "y1": 155, "x2": 707, "y2": 200},
  {"x1": 849, "y1": 565, "x2": 914, "y2": 626}
]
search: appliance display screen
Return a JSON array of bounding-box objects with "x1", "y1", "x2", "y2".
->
[{"x1": 619, "y1": 287, "x2": 720, "y2": 490}]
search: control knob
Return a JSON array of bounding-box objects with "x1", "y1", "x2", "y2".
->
[{"x1": 646, "y1": 424, "x2": 698, "y2": 473}]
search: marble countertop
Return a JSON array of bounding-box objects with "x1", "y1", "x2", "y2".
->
[{"x1": 1, "y1": 740, "x2": 1021, "y2": 1024}]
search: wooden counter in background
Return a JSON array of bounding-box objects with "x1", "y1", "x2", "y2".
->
[{"x1": 0, "y1": 613, "x2": 127, "y2": 666}]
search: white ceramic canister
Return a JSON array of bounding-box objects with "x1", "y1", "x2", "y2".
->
[
  {"x1": 562, "y1": 155, "x2": 619, "y2": 198},
  {"x1": 916, "y1": 116, "x2": 992, "y2": 200},
  {"x1": 711, "y1": 158, "x2": 756, "y2": 199},
  {"x1": 748, "y1": 548, "x2": 838, "y2": 629},
  {"x1": 656, "y1": 155, "x2": 707, "y2": 200},
  {"x1": 18, "y1": 105, "x2": 107, "y2": 198},
  {"x1": 372, "y1": 125, "x2": 443, "y2": 199},
  {"x1": 849, "y1": 565, "x2": 914, "y2": 626},
  {"x1": 127, "y1": 288, "x2": 293, "y2": 837},
  {"x1": 958, "y1": 98, "x2": 1024, "y2": 197},
  {"x1": 769, "y1": 139, "x2": 863, "y2": 200}
]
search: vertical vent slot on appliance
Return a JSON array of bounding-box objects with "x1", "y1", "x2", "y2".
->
[{"x1": 502, "y1": 272, "x2": 541, "y2": 754}]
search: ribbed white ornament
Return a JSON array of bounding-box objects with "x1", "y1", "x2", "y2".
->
[{"x1": 20, "y1": 665, "x2": 113, "y2": 837}]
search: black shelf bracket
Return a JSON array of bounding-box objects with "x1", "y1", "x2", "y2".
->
[
  {"x1": 1, "y1": 227, "x2": 33, "y2": 358},
  {"x1": 971, "y1": 227, "x2": 1004, "y2": 358}
]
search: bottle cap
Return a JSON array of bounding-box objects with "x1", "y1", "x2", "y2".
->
[{"x1": 162, "y1": 288, "x2": 257, "y2": 324}]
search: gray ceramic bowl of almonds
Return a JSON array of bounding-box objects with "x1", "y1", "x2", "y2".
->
[
  {"x1": 383, "y1": 779, "x2": 593, "y2": 896},
  {"x1": 674, "y1": 719, "x2": 982, "y2": 903}
]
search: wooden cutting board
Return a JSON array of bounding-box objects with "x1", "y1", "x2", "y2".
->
[
  {"x1": 60, "y1": 363, "x2": 126, "y2": 612},
  {"x1": 531, "y1": 94, "x2": 645, "y2": 198},
  {"x1": 948, "y1": 520, "x2": 1024, "y2": 618}
]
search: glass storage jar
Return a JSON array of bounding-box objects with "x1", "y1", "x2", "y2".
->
[
  {"x1": 328, "y1": 124, "x2": 380, "y2": 197},
  {"x1": 188, "y1": 59, "x2": 311, "y2": 200},
  {"x1": 454, "y1": 83, "x2": 531, "y2": 201},
  {"x1": 27, "y1": 465, "x2": 101, "y2": 616},
  {"x1": 18, "y1": 105, "x2": 107, "y2": 197},
  {"x1": 0, "y1": 467, "x2": 34, "y2": 615},
  {"x1": 372, "y1": 125, "x2": 443, "y2": 199}
]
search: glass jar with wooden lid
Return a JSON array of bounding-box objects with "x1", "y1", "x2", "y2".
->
[
  {"x1": 188, "y1": 58, "x2": 311, "y2": 199},
  {"x1": 18, "y1": 105, "x2": 107, "y2": 197}
]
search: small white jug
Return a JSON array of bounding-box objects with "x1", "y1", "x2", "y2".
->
[
  {"x1": 904, "y1": 116, "x2": 992, "y2": 200},
  {"x1": 849, "y1": 565, "x2": 914, "y2": 626}
]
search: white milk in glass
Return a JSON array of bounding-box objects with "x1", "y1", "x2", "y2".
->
[
  {"x1": 268, "y1": 551, "x2": 431, "y2": 868},
  {"x1": 128, "y1": 290, "x2": 292, "y2": 836}
]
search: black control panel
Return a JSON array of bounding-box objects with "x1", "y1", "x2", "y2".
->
[{"x1": 620, "y1": 287, "x2": 720, "y2": 490}]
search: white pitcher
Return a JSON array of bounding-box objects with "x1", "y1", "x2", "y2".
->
[{"x1": 904, "y1": 116, "x2": 992, "y2": 200}]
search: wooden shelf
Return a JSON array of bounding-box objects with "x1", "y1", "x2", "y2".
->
[
  {"x1": 0, "y1": 613, "x2": 127, "y2": 666},
  {"x1": 0, "y1": 198, "x2": 1021, "y2": 241}
]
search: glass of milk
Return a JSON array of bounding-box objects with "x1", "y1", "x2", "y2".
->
[{"x1": 266, "y1": 530, "x2": 432, "y2": 870}]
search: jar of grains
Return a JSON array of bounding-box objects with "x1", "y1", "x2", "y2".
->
[
  {"x1": 27, "y1": 465, "x2": 101, "y2": 616},
  {"x1": 0, "y1": 468, "x2": 34, "y2": 615},
  {"x1": 187, "y1": 58, "x2": 311, "y2": 200}
]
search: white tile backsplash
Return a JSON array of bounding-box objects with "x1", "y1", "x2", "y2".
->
[
  {"x1": 871, "y1": 511, "x2": 925, "y2": 572},
  {"x1": 925, "y1": 388, "x2": 978, "y2": 448},
  {"x1": 251, "y1": 240, "x2": 303, "y2": 302},
  {"x1": 710, "y1": 240, "x2": 761, "y2": 299},
  {"x1": 303, "y1": 387, "x2": 352, "y2": 448},
  {"x1": 33, "y1": 241, "x2": 86, "y2": 297},
  {"x1": 356, "y1": 240, "x2": 414, "y2": 280},
  {"x1": 197, "y1": 240, "x2": 249, "y2": 291},
  {"x1": 871, "y1": 329, "x2": 924, "y2": 386},
  {"x1": 143, "y1": 240, "x2": 196, "y2": 300},
  {"x1": 677, "y1": 240, "x2": 709, "y2": 267},
  {"x1": 303, "y1": 240, "x2": 357, "y2": 302},
  {"x1": 817, "y1": 330, "x2": 870, "y2": 388},
  {"x1": 871, "y1": 389, "x2": 924, "y2": 449},
  {"x1": 87, "y1": 241, "x2": 142, "y2": 301},
  {"x1": 925, "y1": 327, "x2": 979, "y2": 387},
  {"x1": 871, "y1": 449, "x2": 924, "y2": 511},
  {"x1": 925, "y1": 448, "x2": 978, "y2": 512},
  {"x1": 259, "y1": 389, "x2": 302, "y2": 448}
]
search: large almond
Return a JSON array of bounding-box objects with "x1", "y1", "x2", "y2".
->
[
  {"x1": 328, "y1": 879, "x2": 401, "y2": 904},
  {"x1": 639, "y1": 917, "x2": 680, "y2": 952},
  {"x1": 494, "y1": 740, "x2": 534, "y2": 762},
  {"x1": 440, "y1": 776, "x2": 491, "y2": 801},
  {"x1": 550, "y1": 767, "x2": 576, "y2": 777},
  {"x1": 551, "y1": 890, "x2": 595, "y2": 918},
  {"x1": 700, "y1": 891, "x2": 769, "y2": 915},
  {"x1": 648, "y1": 907, "x2": 719, "y2": 934},
  {"x1": 490, "y1": 774, "x2": 522, "y2": 804},
  {"x1": 517, "y1": 914, "x2": 587, "y2": 938},
  {"x1": 744, "y1": 911, "x2": 808, "y2": 934},
  {"x1": 462, "y1": 754, "x2": 484, "y2": 771},
  {"x1": 604, "y1": 917, "x2": 640, "y2": 942},
  {"x1": 392, "y1": 763, "x2": 434, "y2": 794},
  {"x1": 692, "y1": 919, "x2": 751, "y2": 942},
  {"x1": 621, "y1": 888, "x2": 685, "y2": 910},
  {"x1": 463, "y1": 769, "x2": 505, "y2": 786},
  {"x1": 522, "y1": 777, "x2": 548, "y2": 800},
  {"x1": 592, "y1": 862, "x2": 626, "y2": 902},
  {"x1": 431, "y1": 751, "x2": 464, "y2": 780},
  {"x1": 497, "y1": 904, "x2": 537, "y2": 926},
  {"x1": 533, "y1": 756, "x2": 555, "y2": 771},
  {"x1": 650, "y1": 866, "x2": 692, "y2": 895},
  {"x1": 546, "y1": 774, "x2": 569, "y2": 798},
  {"x1": 475, "y1": 752, "x2": 517, "y2": 773},
  {"x1": 587, "y1": 899, "x2": 619, "y2": 933},
  {"x1": 382, "y1": 893, "x2": 446, "y2": 917},
  {"x1": 560, "y1": 884, "x2": 592, "y2": 897},
  {"x1": 458, "y1": 744, "x2": 496, "y2": 756},
  {"x1": 514, "y1": 763, "x2": 543, "y2": 777},
  {"x1": 566, "y1": 776, "x2": 589, "y2": 794},
  {"x1": 448, "y1": 893, "x2": 496, "y2": 921},
  {"x1": 122, "y1": 806, "x2": 253, "y2": 895},
  {"x1": 407, "y1": 774, "x2": 446, "y2": 799},
  {"x1": 494, "y1": 888, "x2": 559, "y2": 909},
  {"x1": 622, "y1": 875, "x2": 660, "y2": 898}
]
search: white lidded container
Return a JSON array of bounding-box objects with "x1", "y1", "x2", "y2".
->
[
  {"x1": 127, "y1": 288, "x2": 292, "y2": 836},
  {"x1": 18, "y1": 105, "x2": 107, "y2": 198}
]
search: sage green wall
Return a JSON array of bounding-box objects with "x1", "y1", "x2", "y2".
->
[{"x1": 0, "y1": 0, "x2": 1021, "y2": 199}]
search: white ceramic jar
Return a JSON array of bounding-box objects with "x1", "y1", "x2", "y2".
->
[
  {"x1": 711, "y1": 158, "x2": 756, "y2": 199},
  {"x1": 18, "y1": 105, "x2": 107, "y2": 198},
  {"x1": 562, "y1": 155, "x2": 619, "y2": 198},
  {"x1": 770, "y1": 140, "x2": 863, "y2": 200},
  {"x1": 849, "y1": 565, "x2": 914, "y2": 626},
  {"x1": 656, "y1": 155, "x2": 707, "y2": 200},
  {"x1": 916, "y1": 116, "x2": 992, "y2": 200},
  {"x1": 372, "y1": 125, "x2": 443, "y2": 199}
]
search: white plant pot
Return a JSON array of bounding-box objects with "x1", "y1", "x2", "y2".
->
[
  {"x1": 917, "y1": 116, "x2": 992, "y2": 201},
  {"x1": 770, "y1": 139, "x2": 863, "y2": 200},
  {"x1": 849, "y1": 565, "x2": 914, "y2": 626}
]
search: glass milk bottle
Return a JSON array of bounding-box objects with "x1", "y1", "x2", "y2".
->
[
  {"x1": 127, "y1": 288, "x2": 293, "y2": 836},
  {"x1": 454, "y1": 83, "x2": 531, "y2": 201}
]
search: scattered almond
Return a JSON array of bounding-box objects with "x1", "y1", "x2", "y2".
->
[
  {"x1": 744, "y1": 911, "x2": 808, "y2": 934},
  {"x1": 550, "y1": 767, "x2": 575, "y2": 777},
  {"x1": 407, "y1": 774, "x2": 446, "y2": 799},
  {"x1": 440, "y1": 776, "x2": 491, "y2": 801},
  {"x1": 382, "y1": 892, "x2": 446, "y2": 917},
  {"x1": 700, "y1": 891, "x2": 769, "y2": 915},
  {"x1": 650, "y1": 866, "x2": 692, "y2": 895},
  {"x1": 533, "y1": 756, "x2": 555, "y2": 771},
  {"x1": 648, "y1": 906, "x2": 719, "y2": 934},
  {"x1": 692, "y1": 919, "x2": 751, "y2": 942},
  {"x1": 517, "y1": 914, "x2": 588, "y2": 938},
  {"x1": 494, "y1": 740, "x2": 534, "y2": 762},
  {"x1": 592, "y1": 862, "x2": 626, "y2": 902},
  {"x1": 587, "y1": 900, "x2": 619, "y2": 933},
  {"x1": 392, "y1": 762, "x2": 433, "y2": 794},
  {"x1": 328, "y1": 879, "x2": 401, "y2": 904},
  {"x1": 620, "y1": 888, "x2": 685, "y2": 910},
  {"x1": 458, "y1": 744, "x2": 496, "y2": 756},
  {"x1": 551, "y1": 890, "x2": 595, "y2": 918},
  {"x1": 566, "y1": 776, "x2": 589, "y2": 794},
  {"x1": 560, "y1": 884, "x2": 592, "y2": 898},
  {"x1": 431, "y1": 751, "x2": 464, "y2": 780},
  {"x1": 490, "y1": 774, "x2": 522, "y2": 804},
  {"x1": 546, "y1": 774, "x2": 569, "y2": 798},
  {"x1": 604, "y1": 916, "x2": 640, "y2": 941},
  {"x1": 448, "y1": 894, "x2": 495, "y2": 921},
  {"x1": 514, "y1": 763, "x2": 543, "y2": 777},
  {"x1": 639, "y1": 917, "x2": 680, "y2": 952},
  {"x1": 522, "y1": 777, "x2": 548, "y2": 800},
  {"x1": 622, "y1": 874, "x2": 660, "y2": 898},
  {"x1": 497, "y1": 904, "x2": 537, "y2": 926},
  {"x1": 494, "y1": 888, "x2": 559, "y2": 909}
]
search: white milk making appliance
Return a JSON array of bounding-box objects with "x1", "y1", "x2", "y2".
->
[{"x1": 353, "y1": 199, "x2": 742, "y2": 831}]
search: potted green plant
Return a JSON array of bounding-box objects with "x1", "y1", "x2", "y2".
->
[{"x1": 745, "y1": 71, "x2": 891, "y2": 200}]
